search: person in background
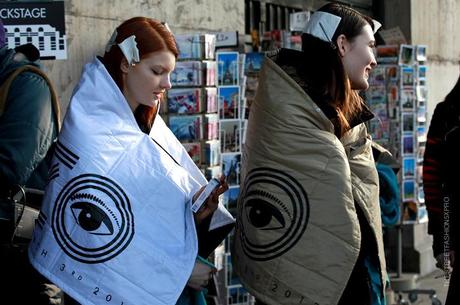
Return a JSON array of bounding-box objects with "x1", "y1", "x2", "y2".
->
[
  {"x1": 423, "y1": 74, "x2": 460, "y2": 305},
  {"x1": 232, "y1": 3, "x2": 387, "y2": 305},
  {"x1": 0, "y1": 18, "x2": 64, "y2": 304},
  {"x1": 28, "y1": 17, "x2": 234, "y2": 305}
]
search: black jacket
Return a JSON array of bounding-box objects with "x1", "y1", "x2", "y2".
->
[
  {"x1": 423, "y1": 100, "x2": 460, "y2": 255},
  {"x1": 0, "y1": 46, "x2": 58, "y2": 197}
]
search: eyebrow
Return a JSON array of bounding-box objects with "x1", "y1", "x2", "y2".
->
[{"x1": 152, "y1": 64, "x2": 173, "y2": 73}]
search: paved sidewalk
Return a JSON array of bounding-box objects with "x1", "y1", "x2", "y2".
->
[{"x1": 389, "y1": 270, "x2": 449, "y2": 305}]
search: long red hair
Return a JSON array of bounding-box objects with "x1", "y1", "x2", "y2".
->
[{"x1": 102, "y1": 17, "x2": 178, "y2": 132}]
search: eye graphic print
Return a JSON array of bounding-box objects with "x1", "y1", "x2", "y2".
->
[
  {"x1": 52, "y1": 174, "x2": 134, "y2": 264},
  {"x1": 70, "y1": 201, "x2": 115, "y2": 235},
  {"x1": 245, "y1": 190, "x2": 290, "y2": 231},
  {"x1": 238, "y1": 168, "x2": 309, "y2": 261}
]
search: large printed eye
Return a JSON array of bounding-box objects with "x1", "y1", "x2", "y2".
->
[
  {"x1": 71, "y1": 201, "x2": 114, "y2": 235},
  {"x1": 237, "y1": 168, "x2": 309, "y2": 261},
  {"x1": 245, "y1": 190, "x2": 288, "y2": 231},
  {"x1": 52, "y1": 174, "x2": 135, "y2": 264}
]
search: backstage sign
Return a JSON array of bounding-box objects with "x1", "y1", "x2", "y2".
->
[{"x1": 0, "y1": 1, "x2": 67, "y2": 60}]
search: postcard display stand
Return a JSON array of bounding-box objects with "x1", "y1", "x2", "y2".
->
[
  {"x1": 167, "y1": 37, "x2": 251, "y2": 304},
  {"x1": 164, "y1": 34, "x2": 220, "y2": 179},
  {"x1": 367, "y1": 45, "x2": 433, "y2": 285},
  {"x1": 214, "y1": 50, "x2": 254, "y2": 305},
  {"x1": 367, "y1": 44, "x2": 428, "y2": 224}
]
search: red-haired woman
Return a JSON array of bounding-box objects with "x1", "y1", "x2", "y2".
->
[{"x1": 29, "y1": 17, "x2": 233, "y2": 305}]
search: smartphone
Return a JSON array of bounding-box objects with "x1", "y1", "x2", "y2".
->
[{"x1": 191, "y1": 178, "x2": 221, "y2": 213}]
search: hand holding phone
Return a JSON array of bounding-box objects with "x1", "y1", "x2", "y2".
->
[
  {"x1": 191, "y1": 176, "x2": 228, "y2": 224},
  {"x1": 191, "y1": 178, "x2": 221, "y2": 213}
]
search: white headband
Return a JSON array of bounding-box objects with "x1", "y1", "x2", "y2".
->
[
  {"x1": 105, "y1": 30, "x2": 140, "y2": 65},
  {"x1": 303, "y1": 11, "x2": 341, "y2": 43},
  {"x1": 303, "y1": 11, "x2": 382, "y2": 43}
]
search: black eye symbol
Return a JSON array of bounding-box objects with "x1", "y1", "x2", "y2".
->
[
  {"x1": 71, "y1": 202, "x2": 114, "y2": 235},
  {"x1": 245, "y1": 190, "x2": 287, "y2": 231}
]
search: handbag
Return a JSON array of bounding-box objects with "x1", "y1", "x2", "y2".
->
[{"x1": 0, "y1": 185, "x2": 26, "y2": 244}]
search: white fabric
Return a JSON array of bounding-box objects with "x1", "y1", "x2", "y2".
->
[
  {"x1": 372, "y1": 19, "x2": 382, "y2": 33},
  {"x1": 303, "y1": 11, "x2": 341, "y2": 42},
  {"x1": 28, "y1": 58, "x2": 232, "y2": 305},
  {"x1": 303, "y1": 11, "x2": 381, "y2": 42},
  {"x1": 118, "y1": 35, "x2": 140, "y2": 64}
]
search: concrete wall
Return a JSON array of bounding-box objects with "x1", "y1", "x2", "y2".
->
[
  {"x1": 377, "y1": 0, "x2": 460, "y2": 123},
  {"x1": 43, "y1": 0, "x2": 244, "y2": 116},
  {"x1": 410, "y1": 0, "x2": 460, "y2": 122}
]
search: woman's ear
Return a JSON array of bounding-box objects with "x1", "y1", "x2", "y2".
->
[
  {"x1": 336, "y1": 34, "x2": 348, "y2": 57},
  {"x1": 120, "y1": 57, "x2": 130, "y2": 74}
]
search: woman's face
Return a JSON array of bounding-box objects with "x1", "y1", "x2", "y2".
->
[
  {"x1": 338, "y1": 24, "x2": 377, "y2": 90},
  {"x1": 121, "y1": 50, "x2": 175, "y2": 111}
]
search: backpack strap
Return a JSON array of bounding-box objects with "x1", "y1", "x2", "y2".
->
[{"x1": 0, "y1": 65, "x2": 61, "y2": 131}]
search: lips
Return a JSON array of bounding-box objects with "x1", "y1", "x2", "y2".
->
[{"x1": 153, "y1": 92, "x2": 163, "y2": 100}]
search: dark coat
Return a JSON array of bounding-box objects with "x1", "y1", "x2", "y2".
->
[
  {"x1": 0, "y1": 46, "x2": 58, "y2": 196},
  {"x1": 423, "y1": 100, "x2": 460, "y2": 256}
]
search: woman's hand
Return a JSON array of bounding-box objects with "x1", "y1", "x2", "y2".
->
[
  {"x1": 186, "y1": 259, "x2": 217, "y2": 291},
  {"x1": 193, "y1": 175, "x2": 228, "y2": 224}
]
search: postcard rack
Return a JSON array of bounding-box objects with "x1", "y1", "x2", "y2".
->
[{"x1": 366, "y1": 44, "x2": 428, "y2": 224}]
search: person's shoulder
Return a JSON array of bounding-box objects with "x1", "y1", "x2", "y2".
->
[
  {"x1": 11, "y1": 64, "x2": 48, "y2": 88},
  {"x1": 430, "y1": 101, "x2": 451, "y2": 121}
]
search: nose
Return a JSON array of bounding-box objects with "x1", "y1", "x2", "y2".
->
[
  {"x1": 161, "y1": 74, "x2": 172, "y2": 90},
  {"x1": 370, "y1": 53, "x2": 377, "y2": 68}
]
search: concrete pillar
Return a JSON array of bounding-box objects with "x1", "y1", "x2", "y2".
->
[{"x1": 43, "y1": 0, "x2": 245, "y2": 116}]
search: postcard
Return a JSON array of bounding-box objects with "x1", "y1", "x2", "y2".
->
[
  {"x1": 217, "y1": 51, "x2": 239, "y2": 86},
  {"x1": 386, "y1": 65, "x2": 399, "y2": 81},
  {"x1": 205, "y1": 87, "x2": 217, "y2": 113},
  {"x1": 417, "y1": 125, "x2": 427, "y2": 142},
  {"x1": 399, "y1": 44, "x2": 415, "y2": 65},
  {"x1": 417, "y1": 105, "x2": 427, "y2": 122},
  {"x1": 403, "y1": 157, "x2": 416, "y2": 178},
  {"x1": 416, "y1": 45, "x2": 427, "y2": 62},
  {"x1": 416, "y1": 86, "x2": 427, "y2": 101},
  {"x1": 222, "y1": 152, "x2": 241, "y2": 186},
  {"x1": 204, "y1": 60, "x2": 216, "y2": 86},
  {"x1": 402, "y1": 112, "x2": 415, "y2": 133},
  {"x1": 401, "y1": 89, "x2": 415, "y2": 111},
  {"x1": 417, "y1": 143, "x2": 426, "y2": 162},
  {"x1": 182, "y1": 142, "x2": 202, "y2": 165},
  {"x1": 403, "y1": 179, "x2": 416, "y2": 201},
  {"x1": 218, "y1": 86, "x2": 240, "y2": 119},
  {"x1": 166, "y1": 88, "x2": 202, "y2": 114},
  {"x1": 175, "y1": 34, "x2": 202, "y2": 60},
  {"x1": 401, "y1": 66, "x2": 415, "y2": 87},
  {"x1": 204, "y1": 114, "x2": 219, "y2": 141},
  {"x1": 203, "y1": 34, "x2": 216, "y2": 59},
  {"x1": 418, "y1": 185, "x2": 425, "y2": 203},
  {"x1": 239, "y1": 53, "x2": 246, "y2": 80},
  {"x1": 376, "y1": 45, "x2": 399, "y2": 64},
  {"x1": 225, "y1": 253, "x2": 243, "y2": 288},
  {"x1": 222, "y1": 186, "x2": 240, "y2": 214},
  {"x1": 402, "y1": 135, "x2": 415, "y2": 155},
  {"x1": 370, "y1": 66, "x2": 385, "y2": 86},
  {"x1": 203, "y1": 140, "x2": 221, "y2": 167},
  {"x1": 220, "y1": 119, "x2": 241, "y2": 153},
  {"x1": 169, "y1": 114, "x2": 202, "y2": 142},
  {"x1": 416, "y1": 165, "x2": 423, "y2": 183},
  {"x1": 171, "y1": 61, "x2": 202, "y2": 87},
  {"x1": 245, "y1": 52, "x2": 265, "y2": 74},
  {"x1": 228, "y1": 287, "x2": 249, "y2": 304}
]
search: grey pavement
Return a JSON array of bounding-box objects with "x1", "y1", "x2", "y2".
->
[{"x1": 388, "y1": 270, "x2": 449, "y2": 305}]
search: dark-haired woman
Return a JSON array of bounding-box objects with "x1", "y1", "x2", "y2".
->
[{"x1": 232, "y1": 3, "x2": 387, "y2": 305}]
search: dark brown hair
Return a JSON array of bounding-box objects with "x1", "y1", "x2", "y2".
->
[
  {"x1": 301, "y1": 3, "x2": 375, "y2": 137},
  {"x1": 102, "y1": 17, "x2": 178, "y2": 133}
]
